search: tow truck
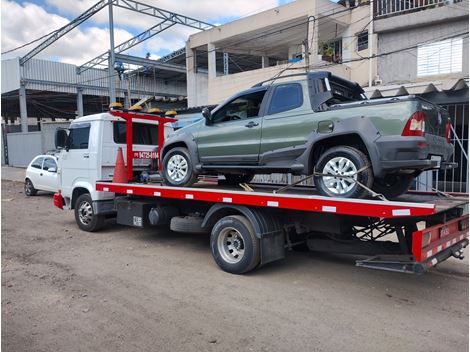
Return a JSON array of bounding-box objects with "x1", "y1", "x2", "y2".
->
[{"x1": 53, "y1": 108, "x2": 469, "y2": 275}]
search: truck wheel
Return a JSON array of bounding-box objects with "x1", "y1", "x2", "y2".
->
[
  {"x1": 170, "y1": 216, "x2": 208, "y2": 234},
  {"x1": 24, "y1": 178, "x2": 37, "y2": 196},
  {"x1": 223, "y1": 174, "x2": 254, "y2": 184},
  {"x1": 162, "y1": 147, "x2": 198, "y2": 187},
  {"x1": 314, "y1": 146, "x2": 373, "y2": 199},
  {"x1": 210, "y1": 215, "x2": 260, "y2": 274},
  {"x1": 74, "y1": 193, "x2": 105, "y2": 232},
  {"x1": 372, "y1": 174, "x2": 414, "y2": 199}
]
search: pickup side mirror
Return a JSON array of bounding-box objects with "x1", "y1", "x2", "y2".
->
[
  {"x1": 55, "y1": 128, "x2": 68, "y2": 150},
  {"x1": 48, "y1": 167, "x2": 57, "y2": 173},
  {"x1": 202, "y1": 107, "x2": 212, "y2": 124}
]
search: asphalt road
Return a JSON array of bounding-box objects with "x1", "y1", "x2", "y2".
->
[{"x1": 1, "y1": 179, "x2": 468, "y2": 352}]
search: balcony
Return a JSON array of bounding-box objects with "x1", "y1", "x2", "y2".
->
[{"x1": 374, "y1": 0, "x2": 463, "y2": 18}]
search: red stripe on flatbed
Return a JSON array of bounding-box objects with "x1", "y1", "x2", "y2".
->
[{"x1": 96, "y1": 182, "x2": 436, "y2": 219}]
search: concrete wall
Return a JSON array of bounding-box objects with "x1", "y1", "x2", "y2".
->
[
  {"x1": 40, "y1": 122, "x2": 71, "y2": 151},
  {"x1": 377, "y1": 19, "x2": 469, "y2": 85},
  {"x1": 5, "y1": 121, "x2": 70, "y2": 167},
  {"x1": 187, "y1": 72, "x2": 208, "y2": 107},
  {"x1": 6, "y1": 132, "x2": 42, "y2": 167},
  {"x1": 1, "y1": 58, "x2": 20, "y2": 94}
]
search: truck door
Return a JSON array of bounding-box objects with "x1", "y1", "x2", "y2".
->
[
  {"x1": 260, "y1": 82, "x2": 313, "y2": 157},
  {"x1": 196, "y1": 90, "x2": 266, "y2": 164},
  {"x1": 60, "y1": 123, "x2": 91, "y2": 197}
]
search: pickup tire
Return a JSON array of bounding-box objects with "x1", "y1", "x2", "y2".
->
[
  {"x1": 372, "y1": 174, "x2": 414, "y2": 199},
  {"x1": 210, "y1": 215, "x2": 260, "y2": 274},
  {"x1": 74, "y1": 193, "x2": 105, "y2": 232},
  {"x1": 24, "y1": 178, "x2": 37, "y2": 196},
  {"x1": 314, "y1": 146, "x2": 373, "y2": 199},
  {"x1": 222, "y1": 174, "x2": 254, "y2": 184},
  {"x1": 162, "y1": 147, "x2": 198, "y2": 187}
]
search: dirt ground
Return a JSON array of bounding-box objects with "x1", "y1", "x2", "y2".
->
[{"x1": 1, "y1": 179, "x2": 468, "y2": 352}]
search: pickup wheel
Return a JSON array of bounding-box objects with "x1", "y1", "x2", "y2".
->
[
  {"x1": 162, "y1": 147, "x2": 198, "y2": 187},
  {"x1": 210, "y1": 215, "x2": 260, "y2": 274},
  {"x1": 74, "y1": 193, "x2": 105, "y2": 232},
  {"x1": 223, "y1": 174, "x2": 254, "y2": 184},
  {"x1": 314, "y1": 146, "x2": 373, "y2": 199},
  {"x1": 24, "y1": 178, "x2": 37, "y2": 196},
  {"x1": 372, "y1": 174, "x2": 414, "y2": 199}
]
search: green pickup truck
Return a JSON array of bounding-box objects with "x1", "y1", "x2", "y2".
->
[{"x1": 161, "y1": 71, "x2": 455, "y2": 199}]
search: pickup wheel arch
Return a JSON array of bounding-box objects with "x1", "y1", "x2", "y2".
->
[
  {"x1": 306, "y1": 117, "x2": 383, "y2": 177},
  {"x1": 161, "y1": 135, "x2": 200, "y2": 172}
]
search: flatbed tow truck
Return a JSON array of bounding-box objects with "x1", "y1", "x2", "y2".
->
[{"x1": 54, "y1": 109, "x2": 469, "y2": 275}]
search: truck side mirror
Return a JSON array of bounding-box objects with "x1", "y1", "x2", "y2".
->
[
  {"x1": 202, "y1": 107, "x2": 212, "y2": 124},
  {"x1": 55, "y1": 128, "x2": 68, "y2": 150}
]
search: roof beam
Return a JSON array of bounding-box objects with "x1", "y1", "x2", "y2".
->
[
  {"x1": 113, "y1": 53, "x2": 186, "y2": 73},
  {"x1": 158, "y1": 47, "x2": 186, "y2": 63},
  {"x1": 78, "y1": 19, "x2": 176, "y2": 73},
  {"x1": 20, "y1": 0, "x2": 109, "y2": 65},
  {"x1": 113, "y1": 0, "x2": 214, "y2": 30}
]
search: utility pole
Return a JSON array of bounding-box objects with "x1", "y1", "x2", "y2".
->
[
  {"x1": 108, "y1": 0, "x2": 116, "y2": 103},
  {"x1": 368, "y1": 1, "x2": 374, "y2": 87}
]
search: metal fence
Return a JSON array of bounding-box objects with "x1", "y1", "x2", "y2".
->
[
  {"x1": 415, "y1": 103, "x2": 468, "y2": 193},
  {"x1": 374, "y1": 0, "x2": 463, "y2": 18}
]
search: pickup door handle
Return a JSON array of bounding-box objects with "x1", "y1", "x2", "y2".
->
[
  {"x1": 83, "y1": 154, "x2": 89, "y2": 159},
  {"x1": 245, "y1": 121, "x2": 259, "y2": 128}
]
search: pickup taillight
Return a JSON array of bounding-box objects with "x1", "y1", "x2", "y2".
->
[
  {"x1": 445, "y1": 121, "x2": 452, "y2": 143},
  {"x1": 402, "y1": 111, "x2": 426, "y2": 137}
]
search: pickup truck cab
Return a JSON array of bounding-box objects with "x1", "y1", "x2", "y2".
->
[
  {"x1": 161, "y1": 71, "x2": 455, "y2": 199},
  {"x1": 55, "y1": 112, "x2": 172, "y2": 231}
]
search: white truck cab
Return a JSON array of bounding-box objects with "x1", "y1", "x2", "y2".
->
[{"x1": 55, "y1": 112, "x2": 172, "y2": 229}]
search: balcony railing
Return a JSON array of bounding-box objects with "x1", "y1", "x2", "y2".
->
[{"x1": 374, "y1": 0, "x2": 462, "y2": 18}]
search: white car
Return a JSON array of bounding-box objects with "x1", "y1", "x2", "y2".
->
[{"x1": 24, "y1": 155, "x2": 59, "y2": 196}]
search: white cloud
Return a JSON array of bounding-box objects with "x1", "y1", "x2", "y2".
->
[
  {"x1": 1, "y1": 0, "x2": 288, "y2": 66},
  {"x1": 45, "y1": 0, "x2": 283, "y2": 24},
  {"x1": 1, "y1": 0, "x2": 134, "y2": 65}
]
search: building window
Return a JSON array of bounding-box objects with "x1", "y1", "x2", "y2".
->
[
  {"x1": 417, "y1": 38, "x2": 463, "y2": 77},
  {"x1": 319, "y1": 39, "x2": 342, "y2": 63},
  {"x1": 357, "y1": 31, "x2": 368, "y2": 51}
]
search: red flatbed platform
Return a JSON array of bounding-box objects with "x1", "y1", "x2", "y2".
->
[{"x1": 96, "y1": 181, "x2": 468, "y2": 219}]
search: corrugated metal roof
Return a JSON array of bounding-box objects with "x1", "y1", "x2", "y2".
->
[
  {"x1": 364, "y1": 79, "x2": 469, "y2": 99},
  {"x1": 2, "y1": 58, "x2": 187, "y2": 99}
]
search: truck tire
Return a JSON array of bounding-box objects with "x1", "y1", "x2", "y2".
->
[
  {"x1": 74, "y1": 193, "x2": 105, "y2": 232},
  {"x1": 314, "y1": 146, "x2": 373, "y2": 199},
  {"x1": 222, "y1": 174, "x2": 254, "y2": 184},
  {"x1": 170, "y1": 215, "x2": 208, "y2": 234},
  {"x1": 162, "y1": 147, "x2": 198, "y2": 187},
  {"x1": 372, "y1": 174, "x2": 414, "y2": 199},
  {"x1": 24, "y1": 178, "x2": 37, "y2": 196},
  {"x1": 210, "y1": 215, "x2": 260, "y2": 274}
]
